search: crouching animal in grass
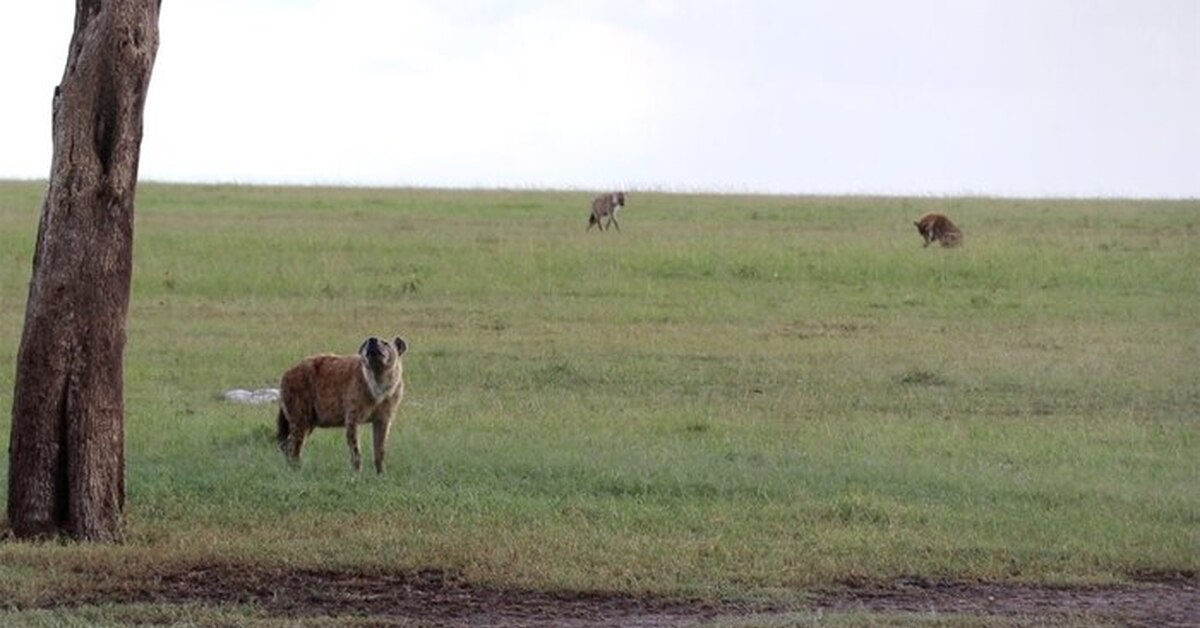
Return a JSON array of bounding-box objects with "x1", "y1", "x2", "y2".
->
[
  {"x1": 587, "y1": 191, "x2": 627, "y2": 232},
  {"x1": 277, "y1": 336, "x2": 407, "y2": 473},
  {"x1": 914, "y1": 212, "x2": 963, "y2": 248}
]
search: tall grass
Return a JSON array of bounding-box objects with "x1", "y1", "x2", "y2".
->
[{"x1": 0, "y1": 181, "x2": 1195, "y2": 602}]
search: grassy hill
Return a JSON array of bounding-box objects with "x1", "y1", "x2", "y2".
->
[{"x1": 0, "y1": 181, "x2": 1195, "y2": 623}]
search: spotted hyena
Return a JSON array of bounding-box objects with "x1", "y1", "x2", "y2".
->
[
  {"x1": 277, "y1": 336, "x2": 407, "y2": 473},
  {"x1": 914, "y1": 212, "x2": 962, "y2": 248},
  {"x1": 587, "y1": 191, "x2": 627, "y2": 232}
]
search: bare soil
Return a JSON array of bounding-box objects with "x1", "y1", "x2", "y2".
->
[
  {"x1": 49, "y1": 565, "x2": 1200, "y2": 627},
  {"x1": 818, "y1": 574, "x2": 1197, "y2": 627}
]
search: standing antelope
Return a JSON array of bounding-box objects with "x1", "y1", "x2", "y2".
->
[{"x1": 587, "y1": 191, "x2": 627, "y2": 232}]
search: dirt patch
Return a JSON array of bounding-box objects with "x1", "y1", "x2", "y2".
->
[
  {"x1": 816, "y1": 577, "x2": 1198, "y2": 627},
  {"x1": 771, "y1": 321, "x2": 874, "y2": 340},
  {"x1": 73, "y1": 566, "x2": 760, "y2": 627},
  {"x1": 41, "y1": 565, "x2": 1200, "y2": 627}
]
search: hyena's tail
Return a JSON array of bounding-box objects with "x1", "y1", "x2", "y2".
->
[{"x1": 276, "y1": 408, "x2": 290, "y2": 444}]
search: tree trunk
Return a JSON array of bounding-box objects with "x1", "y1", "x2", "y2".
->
[{"x1": 7, "y1": 0, "x2": 159, "y2": 542}]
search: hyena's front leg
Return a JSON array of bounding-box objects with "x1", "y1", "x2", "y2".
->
[
  {"x1": 372, "y1": 419, "x2": 392, "y2": 474},
  {"x1": 345, "y1": 417, "x2": 363, "y2": 472}
]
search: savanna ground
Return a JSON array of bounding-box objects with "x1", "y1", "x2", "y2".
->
[{"x1": 0, "y1": 181, "x2": 1196, "y2": 626}]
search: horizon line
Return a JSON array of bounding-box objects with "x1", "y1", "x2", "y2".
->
[{"x1": 1, "y1": 177, "x2": 1197, "y2": 202}]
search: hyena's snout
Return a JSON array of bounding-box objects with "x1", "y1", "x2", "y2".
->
[{"x1": 361, "y1": 336, "x2": 392, "y2": 367}]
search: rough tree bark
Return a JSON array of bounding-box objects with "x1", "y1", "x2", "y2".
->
[{"x1": 7, "y1": 0, "x2": 160, "y2": 541}]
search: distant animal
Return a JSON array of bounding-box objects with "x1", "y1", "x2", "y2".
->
[
  {"x1": 913, "y1": 212, "x2": 963, "y2": 248},
  {"x1": 587, "y1": 191, "x2": 627, "y2": 232},
  {"x1": 277, "y1": 336, "x2": 407, "y2": 473}
]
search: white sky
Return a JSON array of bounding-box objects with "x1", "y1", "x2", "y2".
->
[{"x1": 1, "y1": 1, "x2": 1197, "y2": 197}]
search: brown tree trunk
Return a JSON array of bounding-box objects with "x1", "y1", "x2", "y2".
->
[{"x1": 7, "y1": 0, "x2": 159, "y2": 542}]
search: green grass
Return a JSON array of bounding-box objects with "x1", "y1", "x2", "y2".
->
[{"x1": 0, "y1": 182, "x2": 1196, "y2": 612}]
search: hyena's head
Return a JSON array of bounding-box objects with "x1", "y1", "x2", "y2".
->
[
  {"x1": 614, "y1": 191, "x2": 626, "y2": 207},
  {"x1": 358, "y1": 336, "x2": 407, "y2": 375}
]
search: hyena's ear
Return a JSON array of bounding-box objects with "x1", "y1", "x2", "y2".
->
[
  {"x1": 358, "y1": 338, "x2": 372, "y2": 355},
  {"x1": 393, "y1": 337, "x2": 408, "y2": 357}
]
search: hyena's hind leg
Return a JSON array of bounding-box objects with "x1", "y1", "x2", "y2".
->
[
  {"x1": 278, "y1": 407, "x2": 311, "y2": 465},
  {"x1": 283, "y1": 426, "x2": 313, "y2": 467},
  {"x1": 276, "y1": 408, "x2": 290, "y2": 451}
]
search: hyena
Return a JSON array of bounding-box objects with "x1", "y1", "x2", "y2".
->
[
  {"x1": 913, "y1": 212, "x2": 963, "y2": 248},
  {"x1": 277, "y1": 336, "x2": 407, "y2": 473},
  {"x1": 587, "y1": 191, "x2": 627, "y2": 232}
]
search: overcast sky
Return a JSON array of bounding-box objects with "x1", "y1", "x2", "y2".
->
[{"x1": 1, "y1": 1, "x2": 1197, "y2": 197}]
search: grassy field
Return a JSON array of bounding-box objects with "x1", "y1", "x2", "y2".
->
[{"x1": 0, "y1": 181, "x2": 1196, "y2": 623}]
